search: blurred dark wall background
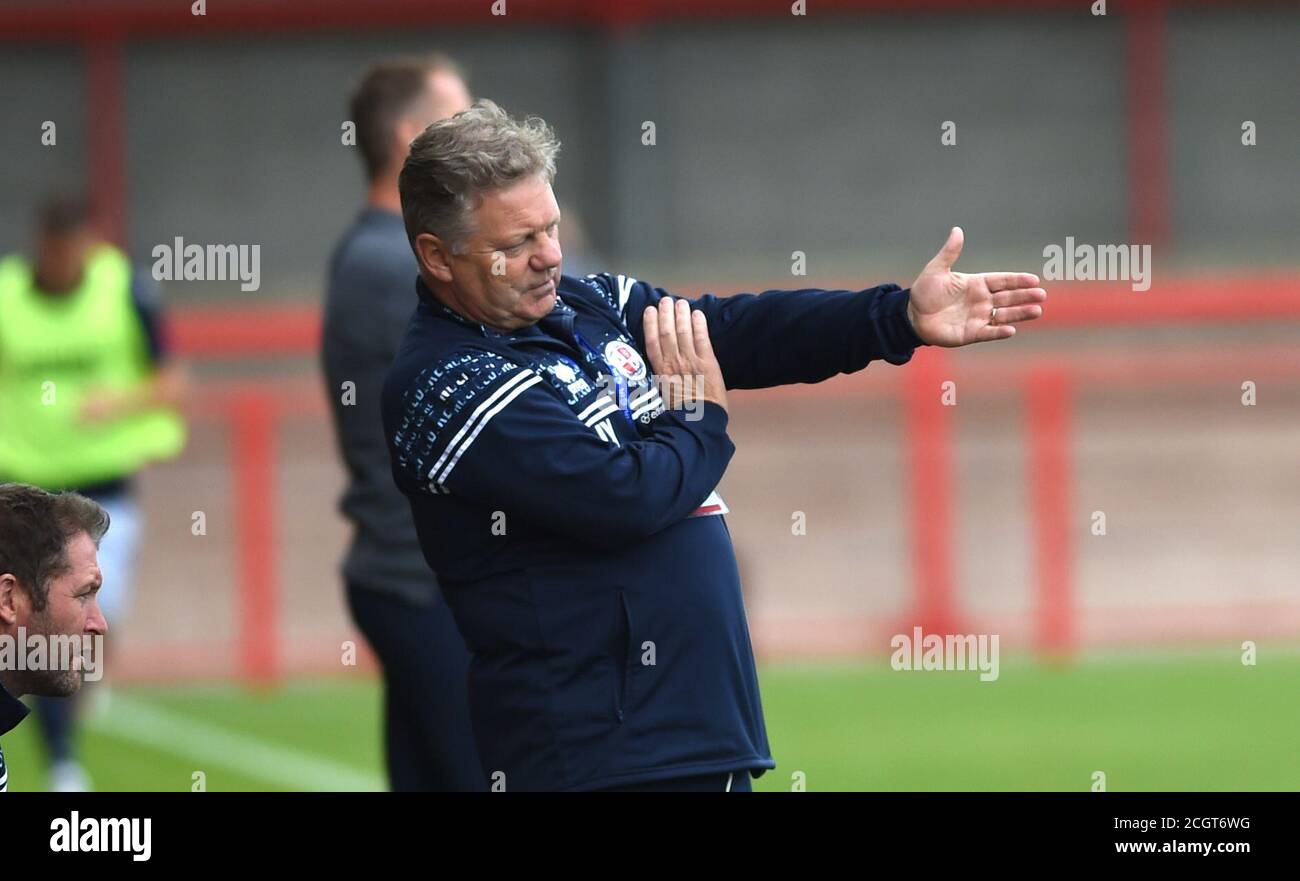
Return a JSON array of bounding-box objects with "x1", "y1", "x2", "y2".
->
[{"x1": 2, "y1": 7, "x2": 1297, "y2": 300}]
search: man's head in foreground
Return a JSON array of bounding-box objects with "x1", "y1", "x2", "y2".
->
[
  {"x1": 399, "y1": 99, "x2": 563, "y2": 332},
  {"x1": 351, "y1": 54, "x2": 472, "y2": 186},
  {"x1": 0, "y1": 484, "x2": 109, "y2": 697}
]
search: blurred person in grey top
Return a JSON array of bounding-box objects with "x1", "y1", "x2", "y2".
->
[{"x1": 321, "y1": 56, "x2": 484, "y2": 791}]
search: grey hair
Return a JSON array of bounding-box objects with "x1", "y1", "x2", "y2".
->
[{"x1": 398, "y1": 98, "x2": 560, "y2": 254}]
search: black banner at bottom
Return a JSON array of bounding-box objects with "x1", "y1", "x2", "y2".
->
[{"x1": 0, "y1": 791, "x2": 1286, "y2": 866}]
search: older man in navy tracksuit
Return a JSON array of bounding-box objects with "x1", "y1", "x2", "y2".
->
[{"x1": 382, "y1": 100, "x2": 1046, "y2": 791}]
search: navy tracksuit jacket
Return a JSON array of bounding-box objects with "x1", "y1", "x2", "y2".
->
[{"x1": 381, "y1": 271, "x2": 926, "y2": 791}]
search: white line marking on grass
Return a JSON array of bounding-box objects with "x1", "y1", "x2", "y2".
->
[{"x1": 88, "y1": 694, "x2": 385, "y2": 792}]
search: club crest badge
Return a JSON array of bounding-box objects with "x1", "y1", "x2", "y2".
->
[
  {"x1": 603, "y1": 340, "x2": 647, "y2": 383},
  {"x1": 550, "y1": 361, "x2": 578, "y2": 384}
]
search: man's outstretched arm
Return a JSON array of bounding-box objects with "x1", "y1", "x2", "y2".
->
[{"x1": 587, "y1": 226, "x2": 1046, "y2": 390}]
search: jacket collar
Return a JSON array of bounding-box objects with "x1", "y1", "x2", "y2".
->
[
  {"x1": 0, "y1": 676, "x2": 29, "y2": 737},
  {"x1": 415, "y1": 276, "x2": 575, "y2": 343}
]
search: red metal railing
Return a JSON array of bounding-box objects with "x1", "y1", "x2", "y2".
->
[{"x1": 169, "y1": 274, "x2": 1300, "y2": 679}]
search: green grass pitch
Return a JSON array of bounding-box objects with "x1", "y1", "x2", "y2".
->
[{"x1": 4, "y1": 649, "x2": 1295, "y2": 791}]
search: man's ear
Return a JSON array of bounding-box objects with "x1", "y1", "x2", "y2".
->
[
  {"x1": 0, "y1": 573, "x2": 22, "y2": 627},
  {"x1": 415, "y1": 233, "x2": 455, "y2": 285}
]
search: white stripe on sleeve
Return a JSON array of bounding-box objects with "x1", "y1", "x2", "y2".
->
[
  {"x1": 427, "y1": 368, "x2": 538, "y2": 483},
  {"x1": 616, "y1": 275, "x2": 636, "y2": 317},
  {"x1": 435, "y1": 373, "x2": 544, "y2": 487}
]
